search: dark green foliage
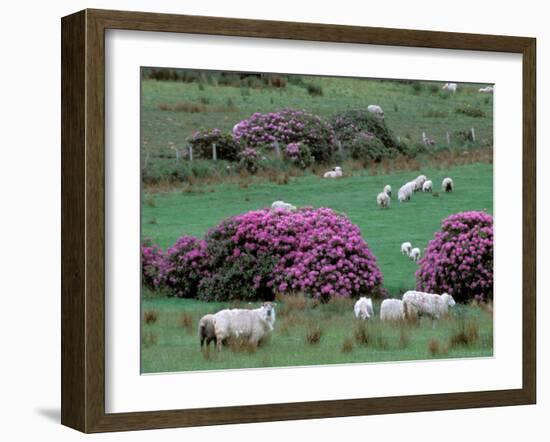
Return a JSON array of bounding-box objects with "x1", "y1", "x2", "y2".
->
[
  {"x1": 306, "y1": 83, "x2": 323, "y2": 96},
  {"x1": 188, "y1": 129, "x2": 242, "y2": 162},
  {"x1": 455, "y1": 103, "x2": 485, "y2": 118},
  {"x1": 349, "y1": 135, "x2": 387, "y2": 164}
]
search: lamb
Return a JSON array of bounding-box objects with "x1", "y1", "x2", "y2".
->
[
  {"x1": 414, "y1": 175, "x2": 427, "y2": 191},
  {"x1": 377, "y1": 191, "x2": 391, "y2": 208},
  {"x1": 323, "y1": 166, "x2": 343, "y2": 178},
  {"x1": 354, "y1": 297, "x2": 374, "y2": 320},
  {"x1": 442, "y1": 82, "x2": 458, "y2": 93},
  {"x1": 384, "y1": 184, "x2": 392, "y2": 198},
  {"x1": 271, "y1": 200, "x2": 296, "y2": 212},
  {"x1": 398, "y1": 183, "x2": 414, "y2": 202},
  {"x1": 422, "y1": 180, "x2": 433, "y2": 192},
  {"x1": 380, "y1": 299, "x2": 405, "y2": 321},
  {"x1": 198, "y1": 314, "x2": 217, "y2": 349},
  {"x1": 410, "y1": 247, "x2": 421, "y2": 262},
  {"x1": 402, "y1": 290, "x2": 456, "y2": 323},
  {"x1": 479, "y1": 86, "x2": 494, "y2": 93},
  {"x1": 213, "y1": 302, "x2": 276, "y2": 350},
  {"x1": 367, "y1": 104, "x2": 384, "y2": 118},
  {"x1": 442, "y1": 177, "x2": 454, "y2": 192},
  {"x1": 401, "y1": 241, "x2": 412, "y2": 256}
]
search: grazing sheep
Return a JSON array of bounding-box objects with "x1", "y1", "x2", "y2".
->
[
  {"x1": 442, "y1": 82, "x2": 458, "y2": 93},
  {"x1": 198, "y1": 314, "x2": 217, "y2": 349},
  {"x1": 442, "y1": 177, "x2": 454, "y2": 192},
  {"x1": 410, "y1": 247, "x2": 421, "y2": 262},
  {"x1": 422, "y1": 180, "x2": 433, "y2": 192},
  {"x1": 384, "y1": 184, "x2": 392, "y2": 198},
  {"x1": 414, "y1": 175, "x2": 427, "y2": 191},
  {"x1": 367, "y1": 104, "x2": 384, "y2": 118},
  {"x1": 402, "y1": 290, "x2": 456, "y2": 323},
  {"x1": 354, "y1": 297, "x2": 374, "y2": 320},
  {"x1": 323, "y1": 166, "x2": 343, "y2": 179},
  {"x1": 213, "y1": 303, "x2": 276, "y2": 350},
  {"x1": 380, "y1": 299, "x2": 405, "y2": 321},
  {"x1": 479, "y1": 86, "x2": 494, "y2": 93},
  {"x1": 401, "y1": 241, "x2": 412, "y2": 256},
  {"x1": 398, "y1": 183, "x2": 414, "y2": 202},
  {"x1": 271, "y1": 200, "x2": 296, "y2": 212},
  {"x1": 377, "y1": 191, "x2": 391, "y2": 209}
]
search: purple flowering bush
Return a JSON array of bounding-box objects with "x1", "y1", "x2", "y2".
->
[
  {"x1": 188, "y1": 128, "x2": 242, "y2": 161},
  {"x1": 416, "y1": 211, "x2": 493, "y2": 303},
  {"x1": 232, "y1": 108, "x2": 337, "y2": 163},
  {"x1": 141, "y1": 239, "x2": 165, "y2": 289},
  {"x1": 284, "y1": 142, "x2": 314, "y2": 169},
  {"x1": 197, "y1": 208, "x2": 383, "y2": 302},
  {"x1": 238, "y1": 147, "x2": 263, "y2": 174},
  {"x1": 161, "y1": 236, "x2": 210, "y2": 298}
]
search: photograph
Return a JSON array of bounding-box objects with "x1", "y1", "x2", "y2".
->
[{"x1": 140, "y1": 68, "x2": 494, "y2": 374}]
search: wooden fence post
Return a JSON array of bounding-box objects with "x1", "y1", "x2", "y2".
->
[
  {"x1": 470, "y1": 127, "x2": 476, "y2": 142},
  {"x1": 188, "y1": 145, "x2": 193, "y2": 162},
  {"x1": 212, "y1": 143, "x2": 217, "y2": 161},
  {"x1": 274, "y1": 140, "x2": 281, "y2": 158}
]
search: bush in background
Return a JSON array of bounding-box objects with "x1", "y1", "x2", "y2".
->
[
  {"x1": 141, "y1": 239, "x2": 164, "y2": 289},
  {"x1": 349, "y1": 132, "x2": 388, "y2": 164},
  {"x1": 416, "y1": 211, "x2": 493, "y2": 303},
  {"x1": 284, "y1": 142, "x2": 314, "y2": 169},
  {"x1": 188, "y1": 128, "x2": 242, "y2": 161},
  {"x1": 238, "y1": 148, "x2": 263, "y2": 174},
  {"x1": 232, "y1": 108, "x2": 337, "y2": 163}
]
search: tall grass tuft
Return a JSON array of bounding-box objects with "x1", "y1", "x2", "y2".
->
[
  {"x1": 341, "y1": 337, "x2": 354, "y2": 353},
  {"x1": 143, "y1": 310, "x2": 158, "y2": 325},
  {"x1": 179, "y1": 312, "x2": 194, "y2": 334},
  {"x1": 305, "y1": 322, "x2": 323, "y2": 345},
  {"x1": 142, "y1": 332, "x2": 158, "y2": 347},
  {"x1": 449, "y1": 319, "x2": 480, "y2": 348}
]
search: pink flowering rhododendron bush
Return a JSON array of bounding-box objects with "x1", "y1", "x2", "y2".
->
[
  {"x1": 197, "y1": 207, "x2": 383, "y2": 302},
  {"x1": 415, "y1": 211, "x2": 493, "y2": 303},
  {"x1": 232, "y1": 108, "x2": 337, "y2": 163},
  {"x1": 141, "y1": 239, "x2": 164, "y2": 289}
]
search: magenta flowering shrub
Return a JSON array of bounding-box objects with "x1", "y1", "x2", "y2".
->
[
  {"x1": 188, "y1": 128, "x2": 241, "y2": 161},
  {"x1": 141, "y1": 240, "x2": 165, "y2": 289},
  {"x1": 161, "y1": 236, "x2": 210, "y2": 298},
  {"x1": 232, "y1": 108, "x2": 337, "y2": 163},
  {"x1": 284, "y1": 142, "x2": 314, "y2": 169},
  {"x1": 416, "y1": 211, "x2": 493, "y2": 303},
  {"x1": 198, "y1": 208, "x2": 383, "y2": 302},
  {"x1": 238, "y1": 147, "x2": 263, "y2": 174}
]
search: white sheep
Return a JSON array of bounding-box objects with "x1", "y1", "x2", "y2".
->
[
  {"x1": 354, "y1": 297, "x2": 374, "y2": 320},
  {"x1": 384, "y1": 184, "x2": 392, "y2": 198},
  {"x1": 271, "y1": 200, "x2": 296, "y2": 212},
  {"x1": 377, "y1": 191, "x2": 390, "y2": 209},
  {"x1": 402, "y1": 290, "x2": 456, "y2": 323},
  {"x1": 380, "y1": 299, "x2": 405, "y2": 321},
  {"x1": 410, "y1": 247, "x2": 421, "y2": 262},
  {"x1": 422, "y1": 180, "x2": 433, "y2": 192},
  {"x1": 442, "y1": 82, "x2": 458, "y2": 93},
  {"x1": 414, "y1": 175, "x2": 427, "y2": 191},
  {"x1": 213, "y1": 303, "x2": 276, "y2": 350},
  {"x1": 479, "y1": 86, "x2": 494, "y2": 93},
  {"x1": 198, "y1": 314, "x2": 217, "y2": 349},
  {"x1": 401, "y1": 241, "x2": 412, "y2": 256},
  {"x1": 442, "y1": 177, "x2": 454, "y2": 192},
  {"x1": 367, "y1": 104, "x2": 384, "y2": 118},
  {"x1": 323, "y1": 166, "x2": 343, "y2": 179},
  {"x1": 398, "y1": 183, "x2": 414, "y2": 202}
]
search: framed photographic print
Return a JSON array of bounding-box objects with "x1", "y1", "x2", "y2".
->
[{"x1": 61, "y1": 9, "x2": 536, "y2": 433}]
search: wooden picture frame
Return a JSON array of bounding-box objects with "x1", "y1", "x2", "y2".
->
[{"x1": 61, "y1": 8, "x2": 536, "y2": 433}]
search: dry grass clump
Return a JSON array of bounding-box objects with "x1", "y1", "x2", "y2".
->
[
  {"x1": 398, "y1": 327, "x2": 411, "y2": 349},
  {"x1": 157, "y1": 101, "x2": 239, "y2": 113},
  {"x1": 305, "y1": 322, "x2": 323, "y2": 345},
  {"x1": 428, "y1": 338, "x2": 447, "y2": 356},
  {"x1": 228, "y1": 337, "x2": 258, "y2": 353},
  {"x1": 449, "y1": 320, "x2": 480, "y2": 349},
  {"x1": 143, "y1": 310, "x2": 158, "y2": 325},
  {"x1": 179, "y1": 312, "x2": 194, "y2": 334},
  {"x1": 353, "y1": 320, "x2": 388, "y2": 349},
  {"x1": 142, "y1": 332, "x2": 158, "y2": 347},
  {"x1": 341, "y1": 337, "x2": 354, "y2": 353}
]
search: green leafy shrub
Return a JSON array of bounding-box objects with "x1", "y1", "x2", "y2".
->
[
  {"x1": 349, "y1": 133, "x2": 387, "y2": 164},
  {"x1": 455, "y1": 103, "x2": 485, "y2": 118},
  {"x1": 188, "y1": 128, "x2": 242, "y2": 161}
]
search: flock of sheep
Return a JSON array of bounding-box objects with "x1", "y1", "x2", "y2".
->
[
  {"x1": 376, "y1": 174, "x2": 454, "y2": 207},
  {"x1": 198, "y1": 290, "x2": 457, "y2": 351}
]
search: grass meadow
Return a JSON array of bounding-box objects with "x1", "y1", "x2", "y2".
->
[{"x1": 140, "y1": 71, "x2": 494, "y2": 373}]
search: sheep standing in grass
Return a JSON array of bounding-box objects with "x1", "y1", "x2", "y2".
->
[
  {"x1": 380, "y1": 299, "x2": 405, "y2": 321},
  {"x1": 442, "y1": 82, "x2": 458, "y2": 93},
  {"x1": 367, "y1": 104, "x2": 384, "y2": 119},
  {"x1": 384, "y1": 184, "x2": 392, "y2": 198},
  {"x1": 442, "y1": 177, "x2": 454, "y2": 192},
  {"x1": 422, "y1": 180, "x2": 433, "y2": 192},
  {"x1": 213, "y1": 303, "x2": 276, "y2": 350},
  {"x1": 410, "y1": 247, "x2": 421, "y2": 262},
  {"x1": 323, "y1": 166, "x2": 343, "y2": 179},
  {"x1": 479, "y1": 86, "x2": 494, "y2": 93},
  {"x1": 398, "y1": 183, "x2": 414, "y2": 202},
  {"x1": 198, "y1": 314, "x2": 217, "y2": 349},
  {"x1": 414, "y1": 175, "x2": 427, "y2": 191},
  {"x1": 271, "y1": 200, "x2": 296, "y2": 212},
  {"x1": 402, "y1": 290, "x2": 456, "y2": 323},
  {"x1": 401, "y1": 242, "x2": 412, "y2": 256},
  {"x1": 377, "y1": 192, "x2": 391, "y2": 209},
  {"x1": 354, "y1": 297, "x2": 374, "y2": 320}
]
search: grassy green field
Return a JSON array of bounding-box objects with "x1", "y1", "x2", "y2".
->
[
  {"x1": 141, "y1": 75, "x2": 493, "y2": 168},
  {"x1": 143, "y1": 162, "x2": 492, "y2": 295},
  {"x1": 141, "y1": 296, "x2": 493, "y2": 373}
]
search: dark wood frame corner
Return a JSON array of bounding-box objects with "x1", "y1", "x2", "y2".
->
[{"x1": 61, "y1": 8, "x2": 536, "y2": 433}]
